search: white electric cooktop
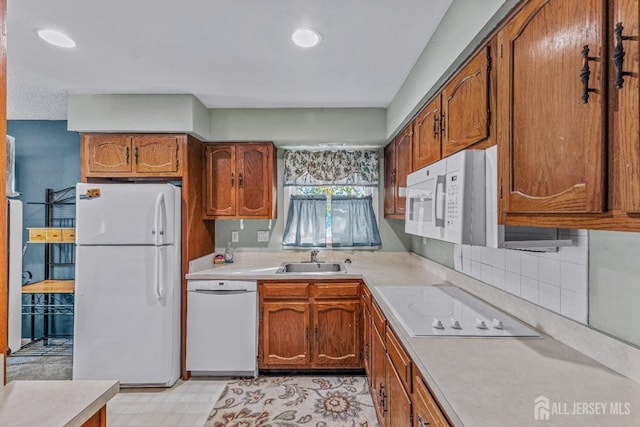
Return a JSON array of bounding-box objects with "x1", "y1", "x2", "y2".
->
[{"x1": 375, "y1": 285, "x2": 540, "y2": 337}]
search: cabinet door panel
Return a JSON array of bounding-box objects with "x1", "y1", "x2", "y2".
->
[
  {"x1": 384, "y1": 143, "x2": 396, "y2": 216},
  {"x1": 413, "y1": 375, "x2": 450, "y2": 427},
  {"x1": 612, "y1": 0, "x2": 640, "y2": 212},
  {"x1": 386, "y1": 353, "x2": 412, "y2": 427},
  {"x1": 85, "y1": 135, "x2": 132, "y2": 174},
  {"x1": 237, "y1": 144, "x2": 272, "y2": 217},
  {"x1": 371, "y1": 323, "x2": 387, "y2": 426},
  {"x1": 395, "y1": 129, "x2": 413, "y2": 215},
  {"x1": 413, "y1": 96, "x2": 442, "y2": 170},
  {"x1": 133, "y1": 135, "x2": 180, "y2": 174},
  {"x1": 442, "y1": 47, "x2": 490, "y2": 156},
  {"x1": 362, "y1": 304, "x2": 371, "y2": 382},
  {"x1": 261, "y1": 302, "x2": 309, "y2": 367},
  {"x1": 498, "y1": 0, "x2": 606, "y2": 214},
  {"x1": 204, "y1": 145, "x2": 235, "y2": 216},
  {"x1": 312, "y1": 302, "x2": 360, "y2": 368}
]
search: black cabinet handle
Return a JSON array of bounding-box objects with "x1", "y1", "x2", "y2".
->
[
  {"x1": 239, "y1": 173, "x2": 243, "y2": 187},
  {"x1": 613, "y1": 22, "x2": 632, "y2": 89},
  {"x1": 580, "y1": 45, "x2": 597, "y2": 103},
  {"x1": 433, "y1": 113, "x2": 440, "y2": 137},
  {"x1": 125, "y1": 147, "x2": 129, "y2": 164},
  {"x1": 134, "y1": 146, "x2": 139, "y2": 164},
  {"x1": 231, "y1": 173, "x2": 234, "y2": 187}
]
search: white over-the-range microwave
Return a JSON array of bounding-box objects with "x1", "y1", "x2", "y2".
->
[
  {"x1": 405, "y1": 146, "x2": 572, "y2": 249},
  {"x1": 405, "y1": 149, "x2": 486, "y2": 245}
]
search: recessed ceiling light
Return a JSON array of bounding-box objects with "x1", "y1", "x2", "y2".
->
[
  {"x1": 291, "y1": 28, "x2": 320, "y2": 48},
  {"x1": 37, "y1": 29, "x2": 76, "y2": 48}
]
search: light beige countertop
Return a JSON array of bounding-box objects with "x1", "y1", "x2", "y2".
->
[
  {"x1": 0, "y1": 380, "x2": 119, "y2": 427},
  {"x1": 187, "y1": 251, "x2": 640, "y2": 426}
]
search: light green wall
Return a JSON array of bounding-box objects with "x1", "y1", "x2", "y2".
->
[
  {"x1": 209, "y1": 108, "x2": 386, "y2": 145},
  {"x1": 67, "y1": 94, "x2": 210, "y2": 140},
  {"x1": 589, "y1": 231, "x2": 640, "y2": 347},
  {"x1": 386, "y1": 0, "x2": 517, "y2": 138},
  {"x1": 214, "y1": 149, "x2": 411, "y2": 252},
  {"x1": 410, "y1": 236, "x2": 455, "y2": 269}
]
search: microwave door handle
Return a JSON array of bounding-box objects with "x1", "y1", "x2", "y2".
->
[{"x1": 435, "y1": 174, "x2": 446, "y2": 227}]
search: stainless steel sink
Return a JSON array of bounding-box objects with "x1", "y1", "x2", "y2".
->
[{"x1": 276, "y1": 262, "x2": 347, "y2": 274}]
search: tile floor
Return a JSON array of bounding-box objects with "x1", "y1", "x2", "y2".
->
[{"x1": 107, "y1": 379, "x2": 227, "y2": 427}]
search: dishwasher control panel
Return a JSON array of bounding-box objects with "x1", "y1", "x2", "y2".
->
[{"x1": 186, "y1": 279, "x2": 257, "y2": 292}]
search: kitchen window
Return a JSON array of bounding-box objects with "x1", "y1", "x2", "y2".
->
[{"x1": 282, "y1": 149, "x2": 381, "y2": 248}]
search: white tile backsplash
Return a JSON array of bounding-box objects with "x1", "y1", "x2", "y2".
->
[
  {"x1": 561, "y1": 261, "x2": 588, "y2": 294},
  {"x1": 505, "y1": 271, "x2": 521, "y2": 295},
  {"x1": 539, "y1": 281, "x2": 561, "y2": 312},
  {"x1": 521, "y1": 276, "x2": 539, "y2": 304},
  {"x1": 491, "y1": 248, "x2": 506, "y2": 269},
  {"x1": 505, "y1": 250, "x2": 521, "y2": 273},
  {"x1": 471, "y1": 245, "x2": 483, "y2": 262},
  {"x1": 492, "y1": 267, "x2": 506, "y2": 290},
  {"x1": 481, "y1": 263, "x2": 493, "y2": 285},
  {"x1": 461, "y1": 231, "x2": 588, "y2": 324},
  {"x1": 520, "y1": 253, "x2": 539, "y2": 279},
  {"x1": 539, "y1": 257, "x2": 561, "y2": 286}
]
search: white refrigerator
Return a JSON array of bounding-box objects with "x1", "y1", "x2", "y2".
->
[{"x1": 73, "y1": 183, "x2": 181, "y2": 387}]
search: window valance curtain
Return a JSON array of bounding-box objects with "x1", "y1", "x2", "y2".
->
[{"x1": 284, "y1": 149, "x2": 380, "y2": 186}]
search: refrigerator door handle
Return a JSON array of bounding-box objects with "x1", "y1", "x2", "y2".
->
[
  {"x1": 153, "y1": 192, "x2": 165, "y2": 245},
  {"x1": 154, "y1": 246, "x2": 165, "y2": 300}
]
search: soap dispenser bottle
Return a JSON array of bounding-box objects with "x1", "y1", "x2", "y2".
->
[{"x1": 224, "y1": 242, "x2": 234, "y2": 263}]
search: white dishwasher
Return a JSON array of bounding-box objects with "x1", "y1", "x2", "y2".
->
[{"x1": 186, "y1": 279, "x2": 258, "y2": 376}]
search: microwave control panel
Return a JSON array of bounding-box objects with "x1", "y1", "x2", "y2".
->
[{"x1": 446, "y1": 174, "x2": 459, "y2": 226}]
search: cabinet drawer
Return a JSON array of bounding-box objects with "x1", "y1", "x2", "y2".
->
[
  {"x1": 261, "y1": 283, "x2": 309, "y2": 299},
  {"x1": 372, "y1": 300, "x2": 386, "y2": 336},
  {"x1": 313, "y1": 282, "x2": 359, "y2": 299},
  {"x1": 386, "y1": 325, "x2": 412, "y2": 393},
  {"x1": 360, "y1": 284, "x2": 371, "y2": 311}
]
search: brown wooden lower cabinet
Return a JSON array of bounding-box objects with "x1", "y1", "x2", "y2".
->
[
  {"x1": 413, "y1": 374, "x2": 451, "y2": 427},
  {"x1": 386, "y1": 352, "x2": 412, "y2": 427},
  {"x1": 259, "y1": 280, "x2": 362, "y2": 370},
  {"x1": 366, "y1": 284, "x2": 452, "y2": 427},
  {"x1": 261, "y1": 301, "x2": 310, "y2": 367},
  {"x1": 312, "y1": 301, "x2": 360, "y2": 367},
  {"x1": 81, "y1": 405, "x2": 107, "y2": 427},
  {"x1": 362, "y1": 287, "x2": 372, "y2": 383}
]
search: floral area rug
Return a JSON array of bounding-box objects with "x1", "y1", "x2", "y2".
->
[{"x1": 205, "y1": 375, "x2": 378, "y2": 427}]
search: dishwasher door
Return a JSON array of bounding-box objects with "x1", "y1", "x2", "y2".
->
[{"x1": 186, "y1": 280, "x2": 258, "y2": 376}]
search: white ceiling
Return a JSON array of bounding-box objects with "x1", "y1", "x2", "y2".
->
[{"x1": 7, "y1": 0, "x2": 452, "y2": 120}]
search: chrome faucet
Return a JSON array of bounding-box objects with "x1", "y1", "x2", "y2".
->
[{"x1": 310, "y1": 250, "x2": 320, "y2": 263}]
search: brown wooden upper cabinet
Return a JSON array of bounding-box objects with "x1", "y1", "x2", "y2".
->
[
  {"x1": 81, "y1": 134, "x2": 182, "y2": 178},
  {"x1": 611, "y1": 0, "x2": 640, "y2": 214},
  {"x1": 412, "y1": 95, "x2": 442, "y2": 170},
  {"x1": 384, "y1": 127, "x2": 412, "y2": 219},
  {"x1": 497, "y1": 0, "x2": 606, "y2": 215},
  {"x1": 203, "y1": 142, "x2": 276, "y2": 219},
  {"x1": 442, "y1": 46, "x2": 491, "y2": 157}
]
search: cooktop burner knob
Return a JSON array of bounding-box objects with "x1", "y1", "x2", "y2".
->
[
  {"x1": 432, "y1": 318, "x2": 445, "y2": 329},
  {"x1": 492, "y1": 318, "x2": 504, "y2": 329},
  {"x1": 475, "y1": 318, "x2": 488, "y2": 329},
  {"x1": 450, "y1": 318, "x2": 461, "y2": 329}
]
